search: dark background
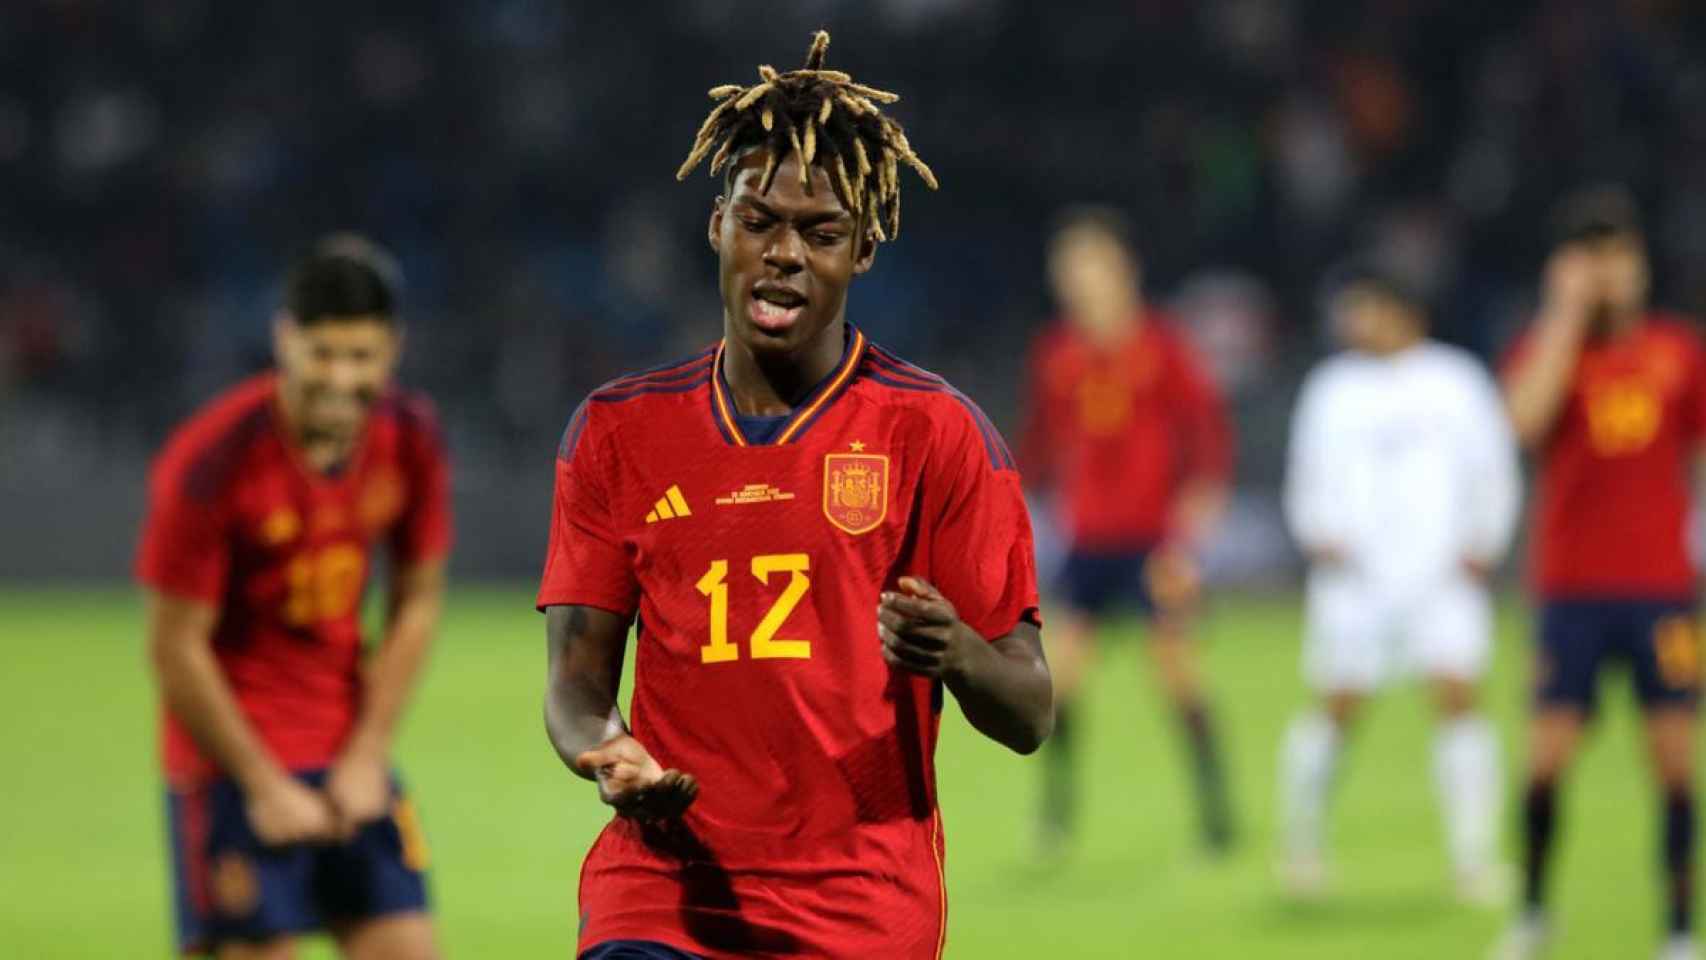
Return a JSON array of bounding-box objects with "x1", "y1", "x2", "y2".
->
[{"x1": 5, "y1": 0, "x2": 1706, "y2": 577}]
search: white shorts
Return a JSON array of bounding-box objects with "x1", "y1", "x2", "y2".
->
[{"x1": 1303, "y1": 571, "x2": 1492, "y2": 693}]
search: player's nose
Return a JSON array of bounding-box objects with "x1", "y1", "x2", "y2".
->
[{"x1": 762, "y1": 228, "x2": 805, "y2": 274}]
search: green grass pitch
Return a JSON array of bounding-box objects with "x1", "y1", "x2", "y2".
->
[{"x1": 0, "y1": 585, "x2": 1684, "y2": 958}]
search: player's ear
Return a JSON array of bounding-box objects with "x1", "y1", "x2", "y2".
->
[
  {"x1": 270, "y1": 309, "x2": 295, "y2": 365},
  {"x1": 852, "y1": 226, "x2": 878, "y2": 276},
  {"x1": 708, "y1": 196, "x2": 726, "y2": 254}
]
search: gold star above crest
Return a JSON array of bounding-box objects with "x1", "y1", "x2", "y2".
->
[{"x1": 849, "y1": 440, "x2": 866, "y2": 452}]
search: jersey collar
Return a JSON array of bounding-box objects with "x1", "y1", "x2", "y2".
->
[{"x1": 711, "y1": 325, "x2": 868, "y2": 447}]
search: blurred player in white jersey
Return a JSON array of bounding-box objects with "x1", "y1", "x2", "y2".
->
[{"x1": 1279, "y1": 264, "x2": 1521, "y2": 903}]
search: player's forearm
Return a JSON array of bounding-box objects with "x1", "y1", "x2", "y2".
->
[
  {"x1": 149, "y1": 628, "x2": 289, "y2": 792},
  {"x1": 344, "y1": 578, "x2": 443, "y2": 760},
  {"x1": 543, "y1": 604, "x2": 630, "y2": 779},
  {"x1": 1168, "y1": 480, "x2": 1228, "y2": 549},
  {"x1": 545, "y1": 684, "x2": 627, "y2": 780},
  {"x1": 1506, "y1": 314, "x2": 1587, "y2": 447},
  {"x1": 944, "y1": 623, "x2": 1053, "y2": 754}
]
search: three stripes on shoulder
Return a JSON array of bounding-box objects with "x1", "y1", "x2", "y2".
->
[{"x1": 645, "y1": 485, "x2": 693, "y2": 523}]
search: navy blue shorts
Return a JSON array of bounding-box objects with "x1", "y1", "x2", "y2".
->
[
  {"x1": 1536, "y1": 598, "x2": 1702, "y2": 713},
  {"x1": 1058, "y1": 548, "x2": 1156, "y2": 618},
  {"x1": 581, "y1": 942, "x2": 705, "y2": 960},
  {"x1": 165, "y1": 768, "x2": 430, "y2": 954}
]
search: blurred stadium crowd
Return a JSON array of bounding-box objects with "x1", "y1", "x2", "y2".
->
[{"x1": 5, "y1": 0, "x2": 1706, "y2": 575}]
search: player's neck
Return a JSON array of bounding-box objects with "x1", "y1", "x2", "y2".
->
[
  {"x1": 1594, "y1": 307, "x2": 1643, "y2": 341},
  {"x1": 1079, "y1": 304, "x2": 1142, "y2": 350},
  {"x1": 1368, "y1": 331, "x2": 1424, "y2": 358},
  {"x1": 722, "y1": 321, "x2": 847, "y2": 416}
]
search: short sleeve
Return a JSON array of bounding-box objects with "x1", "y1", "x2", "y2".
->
[
  {"x1": 536, "y1": 403, "x2": 640, "y2": 616},
  {"x1": 1682, "y1": 334, "x2": 1706, "y2": 446},
  {"x1": 1166, "y1": 333, "x2": 1234, "y2": 484},
  {"x1": 1282, "y1": 365, "x2": 1344, "y2": 551},
  {"x1": 923, "y1": 404, "x2": 1041, "y2": 641},
  {"x1": 390, "y1": 399, "x2": 454, "y2": 565},
  {"x1": 135, "y1": 453, "x2": 231, "y2": 605},
  {"x1": 1015, "y1": 330, "x2": 1063, "y2": 490}
]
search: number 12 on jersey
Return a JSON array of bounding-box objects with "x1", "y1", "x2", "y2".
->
[{"x1": 696, "y1": 553, "x2": 812, "y2": 663}]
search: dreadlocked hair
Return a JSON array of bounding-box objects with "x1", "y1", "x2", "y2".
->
[{"x1": 676, "y1": 29, "x2": 937, "y2": 243}]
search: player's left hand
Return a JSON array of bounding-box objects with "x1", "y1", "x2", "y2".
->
[
  {"x1": 1461, "y1": 555, "x2": 1496, "y2": 583},
  {"x1": 325, "y1": 750, "x2": 392, "y2": 839},
  {"x1": 878, "y1": 576, "x2": 979, "y2": 680}
]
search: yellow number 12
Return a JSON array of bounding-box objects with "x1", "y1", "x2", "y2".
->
[{"x1": 695, "y1": 553, "x2": 812, "y2": 664}]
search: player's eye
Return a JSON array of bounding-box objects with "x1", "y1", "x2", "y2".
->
[
  {"x1": 740, "y1": 217, "x2": 771, "y2": 233},
  {"x1": 810, "y1": 231, "x2": 843, "y2": 246}
]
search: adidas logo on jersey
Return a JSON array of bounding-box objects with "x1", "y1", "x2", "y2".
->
[{"x1": 645, "y1": 485, "x2": 693, "y2": 523}]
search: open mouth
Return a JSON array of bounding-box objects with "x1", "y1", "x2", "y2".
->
[{"x1": 749, "y1": 286, "x2": 807, "y2": 333}]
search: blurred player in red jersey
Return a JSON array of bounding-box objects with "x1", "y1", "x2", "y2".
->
[
  {"x1": 539, "y1": 32, "x2": 1052, "y2": 960},
  {"x1": 139, "y1": 237, "x2": 451, "y2": 959},
  {"x1": 1494, "y1": 188, "x2": 1703, "y2": 960},
  {"x1": 1019, "y1": 209, "x2": 1235, "y2": 855}
]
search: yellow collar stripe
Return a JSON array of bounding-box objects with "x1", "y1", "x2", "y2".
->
[
  {"x1": 710, "y1": 343, "x2": 748, "y2": 447},
  {"x1": 776, "y1": 328, "x2": 866, "y2": 445}
]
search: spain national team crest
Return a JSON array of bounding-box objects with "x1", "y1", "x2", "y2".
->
[
  {"x1": 823, "y1": 445, "x2": 888, "y2": 535},
  {"x1": 210, "y1": 851, "x2": 259, "y2": 917},
  {"x1": 258, "y1": 508, "x2": 301, "y2": 547}
]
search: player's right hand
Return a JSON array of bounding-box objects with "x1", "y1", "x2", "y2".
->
[
  {"x1": 1543, "y1": 247, "x2": 1601, "y2": 324},
  {"x1": 245, "y1": 774, "x2": 339, "y2": 846},
  {"x1": 1307, "y1": 544, "x2": 1349, "y2": 568},
  {"x1": 575, "y1": 734, "x2": 699, "y2": 822}
]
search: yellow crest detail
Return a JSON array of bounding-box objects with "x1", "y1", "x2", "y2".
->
[
  {"x1": 823, "y1": 452, "x2": 889, "y2": 535},
  {"x1": 210, "y1": 852, "x2": 259, "y2": 917},
  {"x1": 258, "y1": 508, "x2": 301, "y2": 547}
]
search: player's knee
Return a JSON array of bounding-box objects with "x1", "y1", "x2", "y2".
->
[
  {"x1": 1324, "y1": 691, "x2": 1363, "y2": 729},
  {"x1": 1653, "y1": 743, "x2": 1695, "y2": 791},
  {"x1": 1430, "y1": 676, "x2": 1479, "y2": 719},
  {"x1": 335, "y1": 914, "x2": 440, "y2": 960},
  {"x1": 1527, "y1": 716, "x2": 1584, "y2": 780}
]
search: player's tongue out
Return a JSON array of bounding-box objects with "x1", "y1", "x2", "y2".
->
[{"x1": 750, "y1": 287, "x2": 806, "y2": 333}]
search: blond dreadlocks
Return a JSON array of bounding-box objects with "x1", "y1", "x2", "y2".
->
[{"x1": 676, "y1": 30, "x2": 937, "y2": 243}]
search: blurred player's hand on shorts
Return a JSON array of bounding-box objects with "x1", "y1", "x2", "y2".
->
[
  {"x1": 576, "y1": 734, "x2": 699, "y2": 822},
  {"x1": 326, "y1": 750, "x2": 392, "y2": 838},
  {"x1": 247, "y1": 773, "x2": 339, "y2": 847},
  {"x1": 1146, "y1": 544, "x2": 1203, "y2": 614}
]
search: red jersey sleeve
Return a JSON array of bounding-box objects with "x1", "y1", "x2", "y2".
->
[
  {"x1": 391, "y1": 396, "x2": 454, "y2": 565},
  {"x1": 1679, "y1": 330, "x2": 1706, "y2": 446},
  {"x1": 1166, "y1": 332, "x2": 1234, "y2": 486},
  {"x1": 136, "y1": 443, "x2": 232, "y2": 606},
  {"x1": 1015, "y1": 331, "x2": 1061, "y2": 490},
  {"x1": 537, "y1": 402, "x2": 640, "y2": 616},
  {"x1": 922, "y1": 403, "x2": 1041, "y2": 640}
]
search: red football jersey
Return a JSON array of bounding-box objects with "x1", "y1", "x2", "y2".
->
[
  {"x1": 136, "y1": 374, "x2": 453, "y2": 785},
  {"x1": 1019, "y1": 312, "x2": 1233, "y2": 549},
  {"x1": 538, "y1": 329, "x2": 1040, "y2": 960},
  {"x1": 1505, "y1": 316, "x2": 1706, "y2": 596}
]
